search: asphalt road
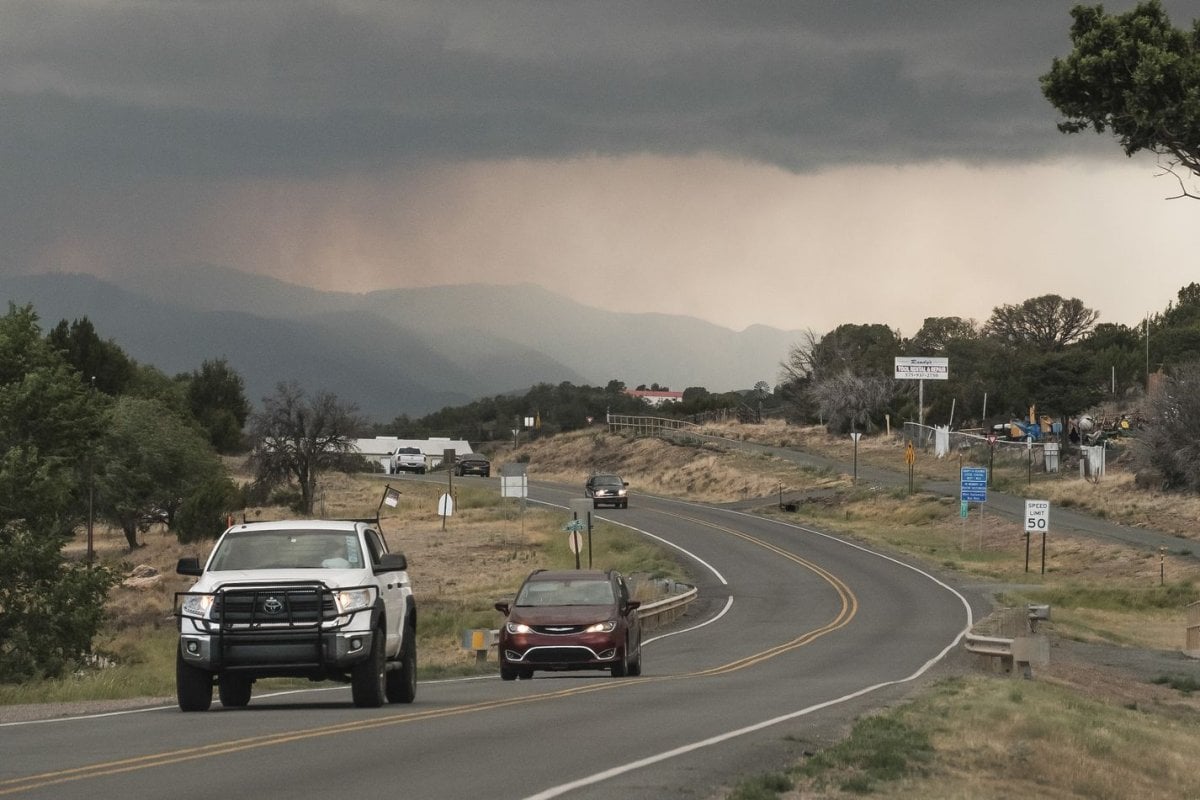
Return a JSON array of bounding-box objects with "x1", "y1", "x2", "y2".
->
[{"x1": 0, "y1": 481, "x2": 985, "y2": 800}]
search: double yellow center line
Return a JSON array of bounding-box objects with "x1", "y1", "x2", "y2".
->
[{"x1": 2, "y1": 510, "x2": 856, "y2": 795}]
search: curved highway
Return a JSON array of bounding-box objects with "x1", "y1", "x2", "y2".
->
[{"x1": 0, "y1": 481, "x2": 985, "y2": 800}]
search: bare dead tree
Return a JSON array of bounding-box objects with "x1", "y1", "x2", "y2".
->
[{"x1": 247, "y1": 382, "x2": 363, "y2": 514}]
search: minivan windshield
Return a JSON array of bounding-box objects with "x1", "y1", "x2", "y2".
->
[{"x1": 516, "y1": 579, "x2": 615, "y2": 606}]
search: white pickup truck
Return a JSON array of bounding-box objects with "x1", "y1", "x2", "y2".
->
[
  {"x1": 390, "y1": 446, "x2": 427, "y2": 474},
  {"x1": 174, "y1": 518, "x2": 417, "y2": 711}
]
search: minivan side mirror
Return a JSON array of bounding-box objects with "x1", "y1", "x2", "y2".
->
[{"x1": 494, "y1": 601, "x2": 511, "y2": 615}]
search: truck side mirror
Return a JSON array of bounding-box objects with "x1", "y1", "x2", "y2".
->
[
  {"x1": 177, "y1": 557, "x2": 202, "y2": 576},
  {"x1": 377, "y1": 552, "x2": 407, "y2": 572}
]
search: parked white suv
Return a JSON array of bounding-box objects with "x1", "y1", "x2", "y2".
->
[{"x1": 174, "y1": 518, "x2": 417, "y2": 711}]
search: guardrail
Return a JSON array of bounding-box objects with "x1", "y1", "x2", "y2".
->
[
  {"x1": 964, "y1": 604, "x2": 1051, "y2": 678},
  {"x1": 636, "y1": 584, "x2": 698, "y2": 631},
  {"x1": 964, "y1": 632, "x2": 1021, "y2": 674},
  {"x1": 607, "y1": 415, "x2": 698, "y2": 435}
]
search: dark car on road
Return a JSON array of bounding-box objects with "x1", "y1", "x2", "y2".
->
[
  {"x1": 494, "y1": 569, "x2": 642, "y2": 680},
  {"x1": 454, "y1": 453, "x2": 491, "y2": 477},
  {"x1": 584, "y1": 474, "x2": 629, "y2": 509}
]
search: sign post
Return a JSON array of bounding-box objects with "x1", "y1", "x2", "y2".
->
[
  {"x1": 904, "y1": 440, "x2": 915, "y2": 493},
  {"x1": 986, "y1": 433, "x2": 997, "y2": 485},
  {"x1": 850, "y1": 432, "x2": 862, "y2": 484},
  {"x1": 569, "y1": 498, "x2": 595, "y2": 568},
  {"x1": 563, "y1": 518, "x2": 585, "y2": 569},
  {"x1": 500, "y1": 463, "x2": 529, "y2": 539},
  {"x1": 1024, "y1": 499, "x2": 1050, "y2": 574}
]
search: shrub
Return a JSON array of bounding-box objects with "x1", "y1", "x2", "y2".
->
[
  {"x1": 0, "y1": 523, "x2": 116, "y2": 682},
  {"x1": 175, "y1": 475, "x2": 241, "y2": 543}
]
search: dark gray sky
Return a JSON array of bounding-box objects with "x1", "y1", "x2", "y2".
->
[{"x1": 3, "y1": 1, "x2": 1195, "y2": 334}]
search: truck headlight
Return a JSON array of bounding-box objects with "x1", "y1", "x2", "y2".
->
[
  {"x1": 334, "y1": 588, "x2": 375, "y2": 614},
  {"x1": 180, "y1": 594, "x2": 215, "y2": 619}
]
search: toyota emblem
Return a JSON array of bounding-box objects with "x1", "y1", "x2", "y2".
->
[{"x1": 262, "y1": 596, "x2": 285, "y2": 614}]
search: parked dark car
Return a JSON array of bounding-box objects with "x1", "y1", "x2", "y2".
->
[
  {"x1": 494, "y1": 569, "x2": 642, "y2": 680},
  {"x1": 584, "y1": 474, "x2": 629, "y2": 509},
  {"x1": 454, "y1": 454, "x2": 491, "y2": 477}
]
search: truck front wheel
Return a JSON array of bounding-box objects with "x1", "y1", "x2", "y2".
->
[
  {"x1": 176, "y1": 648, "x2": 213, "y2": 712},
  {"x1": 385, "y1": 621, "x2": 417, "y2": 703},
  {"x1": 351, "y1": 629, "x2": 387, "y2": 708}
]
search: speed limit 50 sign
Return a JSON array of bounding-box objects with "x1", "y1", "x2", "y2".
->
[{"x1": 1024, "y1": 499, "x2": 1050, "y2": 533}]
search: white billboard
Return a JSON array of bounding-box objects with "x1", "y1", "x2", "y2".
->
[{"x1": 894, "y1": 356, "x2": 949, "y2": 380}]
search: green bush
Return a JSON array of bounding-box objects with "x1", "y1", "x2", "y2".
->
[
  {"x1": 0, "y1": 523, "x2": 116, "y2": 682},
  {"x1": 175, "y1": 475, "x2": 241, "y2": 543}
]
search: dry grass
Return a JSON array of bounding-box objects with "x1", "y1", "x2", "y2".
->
[
  {"x1": 506, "y1": 426, "x2": 844, "y2": 503},
  {"x1": 782, "y1": 675, "x2": 1200, "y2": 800}
]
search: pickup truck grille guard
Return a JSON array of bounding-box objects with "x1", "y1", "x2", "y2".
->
[{"x1": 175, "y1": 581, "x2": 373, "y2": 669}]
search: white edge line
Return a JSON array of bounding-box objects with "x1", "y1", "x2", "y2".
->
[
  {"x1": 524, "y1": 630, "x2": 962, "y2": 800},
  {"x1": 524, "y1": 493, "x2": 976, "y2": 799},
  {"x1": 526, "y1": 498, "x2": 728, "y2": 585}
]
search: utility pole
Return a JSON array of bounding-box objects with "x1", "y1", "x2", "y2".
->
[{"x1": 87, "y1": 375, "x2": 96, "y2": 566}]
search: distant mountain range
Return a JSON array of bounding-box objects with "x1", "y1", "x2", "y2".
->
[{"x1": 0, "y1": 265, "x2": 803, "y2": 422}]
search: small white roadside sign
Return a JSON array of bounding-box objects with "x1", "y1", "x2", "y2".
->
[{"x1": 1024, "y1": 499, "x2": 1050, "y2": 533}]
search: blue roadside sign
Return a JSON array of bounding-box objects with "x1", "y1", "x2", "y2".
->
[{"x1": 960, "y1": 467, "x2": 988, "y2": 503}]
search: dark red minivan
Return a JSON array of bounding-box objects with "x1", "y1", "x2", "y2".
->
[{"x1": 494, "y1": 569, "x2": 642, "y2": 680}]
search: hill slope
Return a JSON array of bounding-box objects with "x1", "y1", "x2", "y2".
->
[{"x1": 0, "y1": 265, "x2": 804, "y2": 420}]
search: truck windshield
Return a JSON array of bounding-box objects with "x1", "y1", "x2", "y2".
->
[{"x1": 207, "y1": 530, "x2": 364, "y2": 571}]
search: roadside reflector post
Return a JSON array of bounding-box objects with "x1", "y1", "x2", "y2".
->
[{"x1": 461, "y1": 629, "x2": 497, "y2": 663}]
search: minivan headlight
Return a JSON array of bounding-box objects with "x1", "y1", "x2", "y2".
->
[{"x1": 585, "y1": 621, "x2": 617, "y2": 633}]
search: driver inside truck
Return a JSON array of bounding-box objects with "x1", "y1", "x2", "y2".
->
[{"x1": 318, "y1": 536, "x2": 351, "y2": 569}]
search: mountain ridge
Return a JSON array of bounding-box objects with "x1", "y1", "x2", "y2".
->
[{"x1": 0, "y1": 266, "x2": 803, "y2": 421}]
